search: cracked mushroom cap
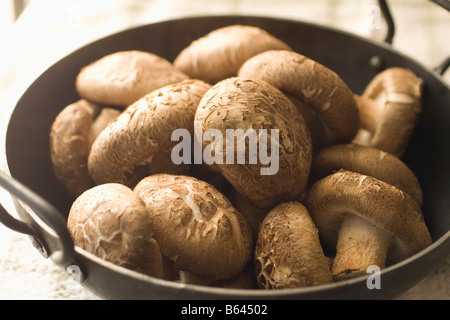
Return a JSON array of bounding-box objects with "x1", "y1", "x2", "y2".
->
[
  {"x1": 311, "y1": 143, "x2": 423, "y2": 206},
  {"x1": 88, "y1": 79, "x2": 211, "y2": 186},
  {"x1": 238, "y1": 50, "x2": 360, "y2": 145},
  {"x1": 255, "y1": 201, "x2": 333, "y2": 289},
  {"x1": 353, "y1": 67, "x2": 422, "y2": 157},
  {"x1": 133, "y1": 174, "x2": 253, "y2": 282},
  {"x1": 195, "y1": 77, "x2": 313, "y2": 209},
  {"x1": 67, "y1": 183, "x2": 164, "y2": 278},
  {"x1": 50, "y1": 100, "x2": 120, "y2": 198},
  {"x1": 76, "y1": 50, "x2": 189, "y2": 107},
  {"x1": 173, "y1": 25, "x2": 292, "y2": 84},
  {"x1": 305, "y1": 170, "x2": 432, "y2": 265}
]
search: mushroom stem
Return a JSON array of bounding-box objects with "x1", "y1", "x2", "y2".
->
[
  {"x1": 332, "y1": 214, "x2": 392, "y2": 279},
  {"x1": 354, "y1": 95, "x2": 380, "y2": 133}
]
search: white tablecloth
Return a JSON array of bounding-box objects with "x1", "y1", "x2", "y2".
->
[{"x1": 0, "y1": 0, "x2": 449, "y2": 300}]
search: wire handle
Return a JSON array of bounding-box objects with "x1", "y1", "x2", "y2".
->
[
  {"x1": 430, "y1": 0, "x2": 450, "y2": 12},
  {"x1": 434, "y1": 56, "x2": 450, "y2": 75},
  {"x1": 378, "y1": 0, "x2": 395, "y2": 44},
  {"x1": 0, "y1": 170, "x2": 74, "y2": 267}
]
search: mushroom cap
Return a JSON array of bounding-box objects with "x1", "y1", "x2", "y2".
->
[
  {"x1": 188, "y1": 162, "x2": 232, "y2": 195},
  {"x1": 49, "y1": 100, "x2": 119, "y2": 198},
  {"x1": 354, "y1": 67, "x2": 422, "y2": 157},
  {"x1": 50, "y1": 100, "x2": 96, "y2": 197},
  {"x1": 67, "y1": 183, "x2": 164, "y2": 278},
  {"x1": 76, "y1": 50, "x2": 189, "y2": 107},
  {"x1": 286, "y1": 93, "x2": 335, "y2": 148},
  {"x1": 255, "y1": 201, "x2": 333, "y2": 289},
  {"x1": 88, "y1": 79, "x2": 211, "y2": 186},
  {"x1": 133, "y1": 174, "x2": 253, "y2": 282},
  {"x1": 173, "y1": 25, "x2": 292, "y2": 84},
  {"x1": 227, "y1": 187, "x2": 269, "y2": 243},
  {"x1": 195, "y1": 77, "x2": 313, "y2": 208},
  {"x1": 311, "y1": 143, "x2": 423, "y2": 206},
  {"x1": 88, "y1": 107, "x2": 122, "y2": 146},
  {"x1": 238, "y1": 50, "x2": 360, "y2": 144},
  {"x1": 305, "y1": 170, "x2": 432, "y2": 263}
]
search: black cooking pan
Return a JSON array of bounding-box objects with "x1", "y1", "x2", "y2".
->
[{"x1": 0, "y1": 3, "x2": 449, "y2": 300}]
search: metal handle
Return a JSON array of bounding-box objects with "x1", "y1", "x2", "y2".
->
[
  {"x1": 0, "y1": 170, "x2": 74, "y2": 267},
  {"x1": 379, "y1": 0, "x2": 450, "y2": 45},
  {"x1": 434, "y1": 56, "x2": 450, "y2": 75},
  {"x1": 378, "y1": 0, "x2": 395, "y2": 44},
  {"x1": 430, "y1": 0, "x2": 450, "y2": 12},
  {"x1": 429, "y1": 0, "x2": 450, "y2": 76},
  {"x1": 373, "y1": 0, "x2": 449, "y2": 77}
]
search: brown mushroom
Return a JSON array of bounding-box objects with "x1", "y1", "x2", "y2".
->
[
  {"x1": 133, "y1": 174, "x2": 253, "y2": 282},
  {"x1": 286, "y1": 94, "x2": 336, "y2": 148},
  {"x1": 67, "y1": 183, "x2": 164, "y2": 278},
  {"x1": 352, "y1": 67, "x2": 422, "y2": 157},
  {"x1": 310, "y1": 143, "x2": 423, "y2": 206},
  {"x1": 76, "y1": 50, "x2": 189, "y2": 107},
  {"x1": 88, "y1": 79, "x2": 211, "y2": 186},
  {"x1": 188, "y1": 162, "x2": 232, "y2": 195},
  {"x1": 227, "y1": 187, "x2": 268, "y2": 243},
  {"x1": 305, "y1": 170, "x2": 432, "y2": 279},
  {"x1": 195, "y1": 77, "x2": 313, "y2": 209},
  {"x1": 173, "y1": 25, "x2": 292, "y2": 84},
  {"x1": 238, "y1": 50, "x2": 360, "y2": 146},
  {"x1": 50, "y1": 100, "x2": 120, "y2": 197},
  {"x1": 147, "y1": 151, "x2": 190, "y2": 177},
  {"x1": 255, "y1": 201, "x2": 333, "y2": 289},
  {"x1": 88, "y1": 107, "x2": 122, "y2": 146}
]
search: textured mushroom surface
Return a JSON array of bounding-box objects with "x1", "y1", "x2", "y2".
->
[
  {"x1": 255, "y1": 201, "x2": 333, "y2": 289},
  {"x1": 195, "y1": 77, "x2": 313, "y2": 208},
  {"x1": 88, "y1": 107, "x2": 122, "y2": 146},
  {"x1": 311, "y1": 143, "x2": 423, "y2": 205},
  {"x1": 134, "y1": 174, "x2": 253, "y2": 282},
  {"x1": 305, "y1": 170, "x2": 432, "y2": 264},
  {"x1": 67, "y1": 183, "x2": 164, "y2": 278},
  {"x1": 353, "y1": 67, "x2": 422, "y2": 157},
  {"x1": 173, "y1": 25, "x2": 292, "y2": 84},
  {"x1": 227, "y1": 187, "x2": 269, "y2": 242},
  {"x1": 88, "y1": 79, "x2": 211, "y2": 186},
  {"x1": 76, "y1": 50, "x2": 189, "y2": 107},
  {"x1": 238, "y1": 50, "x2": 360, "y2": 145},
  {"x1": 50, "y1": 100, "x2": 120, "y2": 198}
]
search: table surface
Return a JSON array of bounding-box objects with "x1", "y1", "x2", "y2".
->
[{"x1": 0, "y1": 0, "x2": 449, "y2": 300}]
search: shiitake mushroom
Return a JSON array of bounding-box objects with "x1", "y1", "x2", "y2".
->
[{"x1": 58, "y1": 25, "x2": 430, "y2": 291}]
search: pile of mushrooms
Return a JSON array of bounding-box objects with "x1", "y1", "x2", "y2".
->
[{"x1": 50, "y1": 24, "x2": 432, "y2": 290}]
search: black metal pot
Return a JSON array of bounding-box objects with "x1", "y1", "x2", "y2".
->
[{"x1": 0, "y1": 8, "x2": 449, "y2": 299}]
